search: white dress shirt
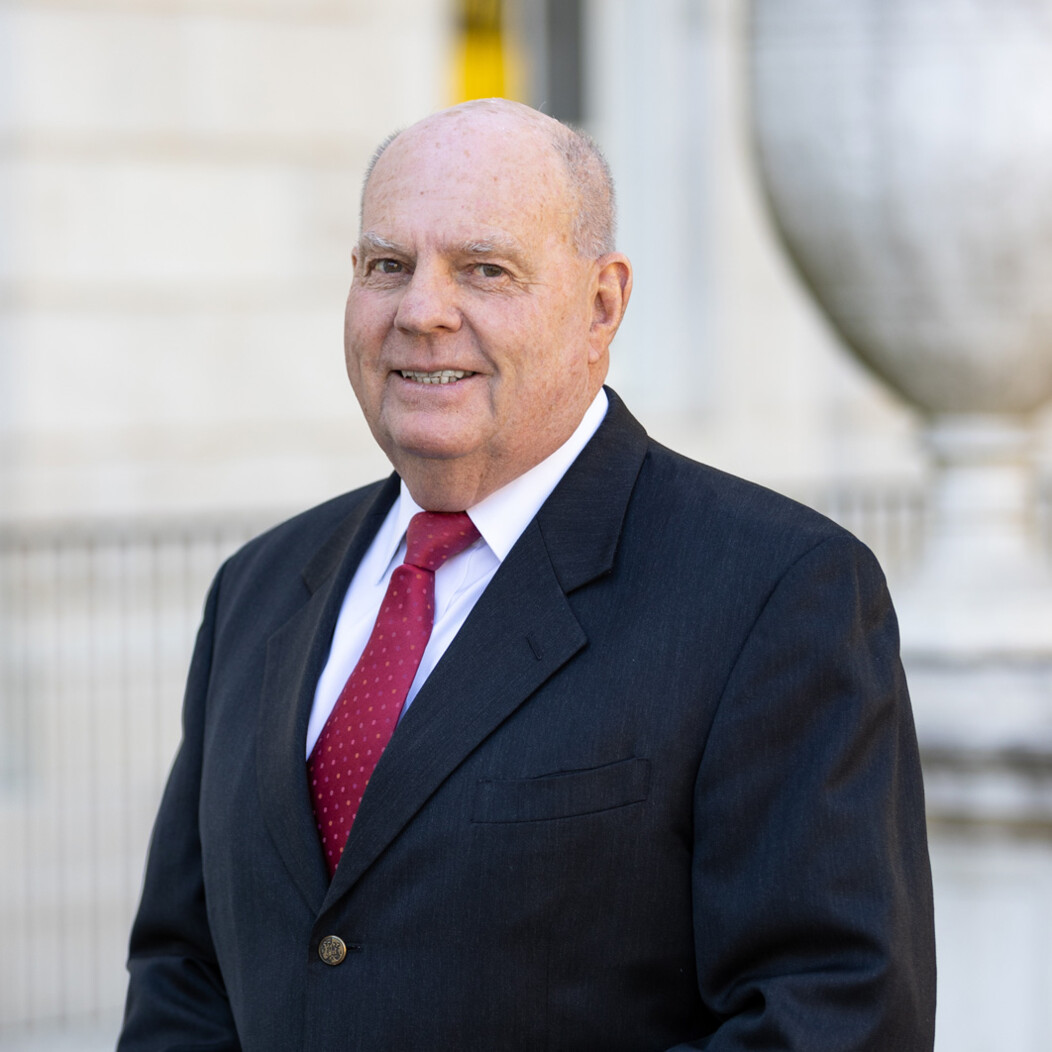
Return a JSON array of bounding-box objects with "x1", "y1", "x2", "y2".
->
[{"x1": 305, "y1": 388, "x2": 608, "y2": 757}]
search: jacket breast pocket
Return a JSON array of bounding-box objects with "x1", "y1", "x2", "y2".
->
[{"x1": 472, "y1": 757, "x2": 650, "y2": 824}]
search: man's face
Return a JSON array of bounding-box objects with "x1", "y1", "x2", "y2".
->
[{"x1": 344, "y1": 109, "x2": 608, "y2": 507}]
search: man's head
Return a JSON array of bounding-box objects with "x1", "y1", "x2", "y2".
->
[
  {"x1": 344, "y1": 99, "x2": 633, "y2": 511},
  {"x1": 360, "y1": 102, "x2": 618, "y2": 259}
]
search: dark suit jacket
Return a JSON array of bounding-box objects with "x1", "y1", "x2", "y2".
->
[{"x1": 119, "y1": 390, "x2": 935, "y2": 1051}]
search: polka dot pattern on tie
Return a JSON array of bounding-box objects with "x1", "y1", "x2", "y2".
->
[{"x1": 308, "y1": 510, "x2": 480, "y2": 879}]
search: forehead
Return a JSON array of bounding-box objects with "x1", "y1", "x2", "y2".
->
[{"x1": 361, "y1": 117, "x2": 576, "y2": 251}]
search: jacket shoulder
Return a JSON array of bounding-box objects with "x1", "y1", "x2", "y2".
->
[
  {"x1": 635, "y1": 439, "x2": 873, "y2": 573},
  {"x1": 218, "y1": 477, "x2": 396, "y2": 594}
]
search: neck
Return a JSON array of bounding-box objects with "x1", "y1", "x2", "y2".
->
[
  {"x1": 394, "y1": 457, "x2": 523, "y2": 512},
  {"x1": 389, "y1": 384, "x2": 609, "y2": 512}
]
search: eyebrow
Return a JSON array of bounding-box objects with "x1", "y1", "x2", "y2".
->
[
  {"x1": 358, "y1": 233, "x2": 404, "y2": 255},
  {"x1": 460, "y1": 235, "x2": 523, "y2": 257},
  {"x1": 357, "y1": 232, "x2": 527, "y2": 260}
]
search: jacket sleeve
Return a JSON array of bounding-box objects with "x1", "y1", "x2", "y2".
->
[
  {"x1": 672, "y1": 533, "x2": 936, "y2": 1051},
  {"x1": 118, "y1": 566, "x2": 242, "y2": 1051}
]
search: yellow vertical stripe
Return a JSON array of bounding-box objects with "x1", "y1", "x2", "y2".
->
[{"x1": 451, "y1": 0, "x2": 524, "y2": 103}]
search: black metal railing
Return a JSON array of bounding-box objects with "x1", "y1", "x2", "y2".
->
[{"x1": 0, "y1": 513, "x2": 277, "y2": 1036}]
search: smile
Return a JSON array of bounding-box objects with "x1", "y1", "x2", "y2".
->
[{"x1": 399, "y1": 370, "x2": 476, "y2": 384}]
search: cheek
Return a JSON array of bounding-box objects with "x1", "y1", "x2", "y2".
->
[
  {"x1": 343, "y1": 308, "x2": 382, "y2": 399},
  {"x1": 342, "y1": 323, "x2": 363, "y2": 385},
  {"x1": 345, "y1": 288, "x2": 389, "y2": 352}
]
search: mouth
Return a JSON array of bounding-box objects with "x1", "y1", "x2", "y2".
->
[{"x1": 399, "y1": 369, "x2": 476, "y2": 385}]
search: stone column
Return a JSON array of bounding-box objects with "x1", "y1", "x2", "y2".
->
[{"x1": 749, "y1": 3, "x2": 1052, "y2": 1048}]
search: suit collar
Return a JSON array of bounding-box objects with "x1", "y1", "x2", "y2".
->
[
  {"x1": 322, "y1": 388, "x2": 650, "y2": 909},
  {"x1": 259, "y1": 389, "x2": 649, "y2": 915},
  {"x1": 300, "y1": 474, "x2": 401, "y2": 594},
  {"x1": 535, "y1": 387, "x2": 648, "y2": 592},
  {"x1": 299, "y1": 386, "x2": 647, "y2": 597},
  {"x1": 466, "y1": 386, "x2": 610, "y2": 561}
]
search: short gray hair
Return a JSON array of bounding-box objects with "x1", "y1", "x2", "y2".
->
[
  {"x1": 549, "y1": 120, "x2": 617, "y2": 257},
  {"x1": 359, "y1": 101, "x2": 617, "y2": 259}
]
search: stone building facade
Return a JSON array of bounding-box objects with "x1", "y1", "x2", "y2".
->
[{"x1": 2, "y1": 1, "x2": 1050, "y2": 1049}]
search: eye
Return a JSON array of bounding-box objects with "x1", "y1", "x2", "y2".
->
[
  {"x1": 475, "y1": 262, "x2": 506, "y2": 279},
  {"x1": 373, "y1": 258, "x2": 405, "y2": 275}
]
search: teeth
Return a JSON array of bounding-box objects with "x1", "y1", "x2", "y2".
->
[{"x1": 400, "y1": 369, "x2": 474, "y2": 385}]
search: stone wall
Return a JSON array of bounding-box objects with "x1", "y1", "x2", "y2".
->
[{"x1": 1, "y1": 0, "x2": 446, "y2": 521}]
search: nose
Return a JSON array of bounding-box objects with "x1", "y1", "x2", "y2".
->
[{"x1": 394, "y1": 263, "x2": 462, "y2": 335}]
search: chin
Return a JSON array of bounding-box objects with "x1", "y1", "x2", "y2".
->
[
  {"x1": 378, "y1": 410, "x2": 485, "y2": 458},
  {"x1": 381, "y1": 430, "x2": 481, "y2": 467}
]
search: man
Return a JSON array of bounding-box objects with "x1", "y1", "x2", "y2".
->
[{"x1": 119, "y1": 99, "x2": 935, "y2": 1050}]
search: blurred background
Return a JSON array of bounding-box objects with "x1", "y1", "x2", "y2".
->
[{"x1": 1, "y1": 1, "x2": 1051, "y2": 1049}]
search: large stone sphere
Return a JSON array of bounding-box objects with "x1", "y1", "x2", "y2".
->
[{"x1": 750, "y1": 0, "x2": 1052, "y2": 414}]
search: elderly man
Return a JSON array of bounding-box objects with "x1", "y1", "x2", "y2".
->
[{"x1": 119, "y1": 99, "x2": 935, "y2": 1051}]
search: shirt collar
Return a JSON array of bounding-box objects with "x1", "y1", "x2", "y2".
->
[
  {"x1": 376, "y1": 388, "x2": 609, "y2": 578},
  {"x1": 468, "y1": 388, "x2": 608, "y2": 560}
]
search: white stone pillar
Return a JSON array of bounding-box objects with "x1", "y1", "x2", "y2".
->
[{"x1": 749, "y1": 4, "x2": 1052, "y2": 1048}]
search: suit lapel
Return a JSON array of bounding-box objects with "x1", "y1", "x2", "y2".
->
[
  {"x1": 322, "y1": 520, "x2": 586, "y2": 909},
  {"x1": 323, "y1": 391, "x2": 650, "y2": 909},
  {"x1": 256, "y1": 477, "x2": 400, "y2": 913}
]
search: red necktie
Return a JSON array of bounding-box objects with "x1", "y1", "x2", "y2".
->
[{"x1": 308, "y1": 510, "x2": 480, "y2": 877}]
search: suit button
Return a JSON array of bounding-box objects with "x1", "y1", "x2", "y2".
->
[{"x1": 318, "y1": 935, "x2": 347, "y2": 966}]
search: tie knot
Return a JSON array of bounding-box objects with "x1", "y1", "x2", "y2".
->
[{"x1": 404, "y1": 511, "x2": 480, "y2": 572}]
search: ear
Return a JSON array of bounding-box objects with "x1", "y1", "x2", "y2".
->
[{"x1": 588, "y1": 254, "x2": 633, "y2": 362}]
